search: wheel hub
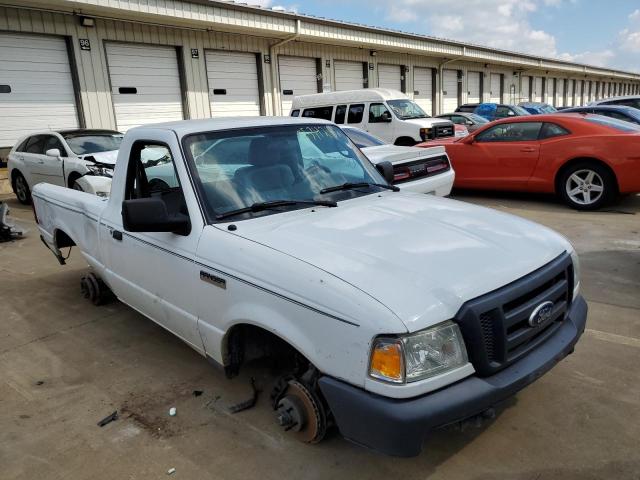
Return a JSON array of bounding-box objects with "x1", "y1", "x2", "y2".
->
[{"x1": 274, "y1": 380, "x2": 326, "y2": 443}]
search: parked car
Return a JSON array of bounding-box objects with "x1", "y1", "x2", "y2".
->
[
  {"x1": 518, "y1": 102, "x2": 557, "y2": 114},
  {"x1": 436, "y1": 112, "x2": 490, "y2": 133},
  {"x1": 340, "y1": 126, "x2": 454, "y2": 196},
  {"x1": 474, "y1": 103, "x2": 532, "y2": 121},
  {"x1": 32, "y1": 117, "x2": 586, "y2": 457},
  {"x1": 588, "y1": 95, "x2": 640, "y2": 110},
  {"x1": 8, "y1": 129, "x2": 123, "y2": 203},
  {"x1": 417, "y1": 113, "x2": 640, "y2": 210},
  {"x1": 455, "y1": 103, "x2": 479, "y2": 113},
  {"x1": 560, "y1": 105, "x2": 640, "y2": 125},
  {"x1": 290, "y1": 88, "x2": 455, "y2": 145}
]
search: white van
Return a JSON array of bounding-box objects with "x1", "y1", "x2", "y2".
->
[{"x1": 290, "y1": 88, "x2": 455, "y2": 146}]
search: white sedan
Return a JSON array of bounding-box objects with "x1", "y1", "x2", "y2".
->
[
  {"x1": 8, "y1": 129, "x2": 123, "y2": 203},
  {"x1": 340, "y1": 126, "x2": 454, "y2": 196}
]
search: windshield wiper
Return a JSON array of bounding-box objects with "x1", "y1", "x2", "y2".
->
[
  {"x1": 216, "y1": 199, "x2": 337, "y2": 220},
  {"x1": 320, "y1": 182, "x2": 400, "y2": 194}
]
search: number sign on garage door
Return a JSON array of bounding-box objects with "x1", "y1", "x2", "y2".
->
[
  {"x1": 0, "y1": 32, "x2": 79, "y2": 148},
  {"x1": 413, "y1": 67, "x2": 433, "y2": 115},
  {"x1": 490, "y1": 74, "x2": 501, "y2": 103},
  {"x1": 205, "y1": 50, "x2": 261, "y2": 117},
  {"x1": 334, "y1": 60, "x2": 364, "y2": 91},
  {"x1": 378, "y1": 64, "x2": 402, "y2": 91},
  {"x1": 279, "y1": 56, "x2": 318, "y2": 114},
  {"x1": 105, "y1": 43, "x2": 184, "y2": 132},
  {"x1": 467, "y1": 71, "x2": 481, "y2": 104},
  {"x1": 442, "y1": 69, "x2": 459, "y2": 113}
]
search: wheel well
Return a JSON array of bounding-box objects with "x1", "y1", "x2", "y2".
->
[
  {"x1": 394, "y1": 136, "x2": 417, "y2": 146},
  {"x1": 67, "y1": 171, "x2": 82, "y2": 188},
  {"x1": 11, "y1": 168, "x2": 21, "y2": 187},
  {"x1": 222, "y1": 324, "x2": 309, "y2": 378},
  {"x1": 555, "y1": 157, "x2": 619, "y2": 194},
  {"x1": 54, "y1": 229, "x2": 76, "y2": 249}
]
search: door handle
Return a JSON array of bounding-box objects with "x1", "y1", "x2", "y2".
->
[
  {"x1": 520, "y1": 147, "x2": 536, "y2": 153},
  {"x1": 111, "y1": 230, "x2": 123, "y2": 241}
]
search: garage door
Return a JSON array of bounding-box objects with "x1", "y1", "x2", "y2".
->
[
  {"x1": 442, "y1": 69, "x2": 459, "y2": 113},
  {"x1": 205, "y1": 50, "x2": 261, "y2": 117},
  {"x1": 0, "y1": 32, "x2": 78, "y2": 148},
  {"x1": 106, "y1": 43, "x2": 183, "y2": 132},
  {"x1": 490, "y1": 74, "x2": 501, "y2": 103},
  {"x1": 545, "y1": 78, "x2": 553, "y2": 103},
  {"x1": 533, "y1": 77, "x2": 543, "y2": 103},
  {"x1": 520, "y1": 76, "x2": 530, "y2": 102},
  {"x1": 467, "y1": 71, "x2": 481, "y2": 104},
  {"x1": 557, "y1": 80, "x2": 565, "y2": 107},
  {"x1": 576, "y1": 80, "x2": 583, "y2": 106},
  {"x1": 334, "y1": 60, "x2": 364, "y2": 91},
  {"x1": 378, "y1": 64, "x2": 402, "y2": 91},
  {"x1": 413, "y1": 67, "x2": 433, "y2": 115},
  {"x1": 279, "y1": 56, "x2": 318, "y2": 114},
  {"x1": 566, "y1": 79, "x2": 575, "y2": 106}
]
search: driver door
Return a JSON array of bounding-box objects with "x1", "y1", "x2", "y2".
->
[
  {"x1": 366, "y1": 103, "x2": 394, "y2": 142},
  {"x1": 455, "y1": 122, "x2": 543, "y2": 189}
]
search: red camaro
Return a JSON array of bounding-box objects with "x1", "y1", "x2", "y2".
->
[{"x1": 418, "y1": 113, "x2": 640, "y2": 209}]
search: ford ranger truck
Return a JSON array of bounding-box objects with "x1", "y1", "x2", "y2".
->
[{"x1": 31, "y1": 117, "x2": 587, "y2": 456}]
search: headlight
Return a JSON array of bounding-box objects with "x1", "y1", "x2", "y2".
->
[
  {"x1": 86, "y1": 164, "x2": 113, "y2": 178},
  {"x1": 369, "y1": 321, "x2": 468, "y2": 384},
  {"x1": 570, "y1": 249, "x2": 581, "y2": 300},
  {"x1": 419, "y1": 128, "x2": 431, "y2": 140}
]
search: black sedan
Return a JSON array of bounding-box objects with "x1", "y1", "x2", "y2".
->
[{"x1": 559, "y1": 105, "x2": 640, "y2": 125}]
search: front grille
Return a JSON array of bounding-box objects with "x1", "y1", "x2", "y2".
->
[
  {"x1": 455, "y1": 253, "x2": 574, "y2": 376},
  {"x1": 433, "y1": 124, "x2": 454, "y2": 138}
]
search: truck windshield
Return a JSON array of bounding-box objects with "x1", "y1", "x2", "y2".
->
[
  {"x1": 63, "y1": 133, "x2": 123, "y2": 155},
  {"x1": 387, "y1": 99, "x2": 430, "y2": 119},
  {"x1": 182, "y1": 124, "x2": 386, "y2": 221}
]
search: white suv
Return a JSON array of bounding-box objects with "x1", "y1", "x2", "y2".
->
[{"x1": 8, "y1": 129, "x2": 122, "y2": 203}]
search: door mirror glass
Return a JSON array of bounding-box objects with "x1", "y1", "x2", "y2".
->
[
  {"x1": 45, "y1": 148, "x2": 61, "y2": 157},
  {"x1": 375, "y1": 160, "x2": 394, "y2": 184},
  {"x1": 122, "y1": 197, "x2": 190, "y2": 235}
]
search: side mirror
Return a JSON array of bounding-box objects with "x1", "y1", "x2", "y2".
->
[
  {"x1": 376, "y1": 160, "x2": 395, "y2": 184},
  {"x1": 122, "y1": 198, "x2": 190, "y2": 235},
  {"x1": 45, "y1": 148, "x2": 61, "y2": 157},
  {"x1": 460, "y1": 135, "x2": 475, "y2": 145}
]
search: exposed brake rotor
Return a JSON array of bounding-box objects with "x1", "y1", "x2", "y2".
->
[{"x1": 274, "y1": 379, "x2": 326, "y2": 443}]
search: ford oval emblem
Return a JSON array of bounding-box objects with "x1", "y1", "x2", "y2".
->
[{"x1": 529, "y1": 301, "x2": 554, "y2": 327}]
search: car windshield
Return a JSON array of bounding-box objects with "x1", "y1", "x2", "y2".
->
[
  {"x1": 513, "y1": 106, "x2": 532, "y2": 115},
  {"x1": 387, "y1": 99, "x2": 430, "y2": 119},
  {"x1": 467, "y1": 113, "x2": 489, "y2": 124},
  {"x1": 585, "y1": 115, "x2": 640, "y2": 133},
  {"x1": 183, "y1": 124, "x2": 386, "y2": 221},
  {"x1": 63, "y1": 132, "x2": 123, "y2": 155},
  {"x1": 341, "y1": 127, "x2": 386, "y2": 148}
]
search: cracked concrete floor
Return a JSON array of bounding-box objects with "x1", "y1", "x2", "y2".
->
[{"x1": 1, "y1": 192, "x2": 639, "y2": 480}]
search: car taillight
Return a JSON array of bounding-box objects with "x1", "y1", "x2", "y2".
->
[{"x1": 392, "y1": 157, "x2": 450, "y2": 183}]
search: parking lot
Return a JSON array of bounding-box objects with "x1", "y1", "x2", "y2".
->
[{"x1": 1, "y1": 190, "x2": 638, "y2": 480}]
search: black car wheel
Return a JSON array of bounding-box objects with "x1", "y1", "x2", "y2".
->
[{"x1": 558, "y1": 161, "x2": 616, "y2": 210}]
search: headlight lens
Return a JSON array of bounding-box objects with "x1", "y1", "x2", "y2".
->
[
  {"x1": 570, "y1": 249, "x2": 581, "y2": 300},
  {"x1": 86, "y1": 164, "x2": 113, "y2": 178},
  {"x1": 368, "y1": 321, "x2": 468, "y2": 384}
]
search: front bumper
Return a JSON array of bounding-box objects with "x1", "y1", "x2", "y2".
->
[{"x1": 319, "y1": 295, "x2": 587, "y2": 457}]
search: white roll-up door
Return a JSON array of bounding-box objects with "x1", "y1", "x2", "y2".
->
[
  {"x1": 490, "y1": 74, "x2": 501, "y2": 103},
  {"x1": 377, "y1": 64, "x2": 402, "y2": 91},
  {"x1": 566, "y1": 79, "x2": 575, "y2": 106},
  {"x1": 533, "y1": 77, "x2": 543, "y2": 102},
  {"x1": 442, "y1": 69, "x2": 459, "y2": 113},
  {"x1": 334, "y1": 60, "x2": 364, "y2": 91},
  {"x1": 105, "y1": 43, "x2": 183, "y2": 132},
  {"x1": 557, "y1": 80, "x2": 565, "y2": 107},
  {"x1": 0, "y1": 32, "x2": 79, "y2": 148},
  {"x1": 279, "y1": 56, "x2": 318, "y2": 114},
  {"x1": 521, "y1": 76, "x2": 530, "y2": 102},
  {"x1": 467, "y1": 71, "x2": 481, "y2": 104},
  {"x1": 576, "y1": 81, "x2": 583, "y2": 106},
  {"x1": 205, "y1": 50, "x2": 261, "y2": 117},
  {"x1": 413, "y1": 67, "x2": 433, "y2": 115},
  {"x1": 545, "y1": 78, "x2": 553, "y2": 104}
]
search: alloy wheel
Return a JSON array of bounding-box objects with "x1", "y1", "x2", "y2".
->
[{"x1": 565, "y1": 169, "x2": 604, "y2": 206}]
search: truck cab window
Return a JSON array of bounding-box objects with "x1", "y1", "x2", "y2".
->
[
  {"x1": 125, "y1": 142, "x2": 189, "y2": 218},
  {"x1": 369, "y1": 103, "x2": 391, "y2": 123}
]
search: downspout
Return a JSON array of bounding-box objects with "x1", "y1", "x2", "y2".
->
[
  {"x1": 438, "y1": 47, "x2": 466, "y2": 114},
  {"x1": 270, "y1": 19, "x2": 301, "y2": 116}
]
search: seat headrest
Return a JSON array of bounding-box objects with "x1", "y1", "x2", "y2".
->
[{"x1": 249, "y1": 137, "x2": 279, "y2": 167}]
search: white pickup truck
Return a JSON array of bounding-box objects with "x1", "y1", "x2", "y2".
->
[{"x1": 32, "y1": 117, "x2": 587, "y2": 457}]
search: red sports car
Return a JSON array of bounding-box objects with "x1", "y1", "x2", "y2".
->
[{"x1": 418, "y1": 113, "x2": 640, "y2": 209}]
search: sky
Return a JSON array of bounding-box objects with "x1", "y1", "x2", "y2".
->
[{"x1": 252, "y1": 0, "x2": 640, "y2": 72}]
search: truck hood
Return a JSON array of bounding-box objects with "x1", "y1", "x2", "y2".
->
[
  {"x1": 403, "y1": 118, "x2": 451, "y2": 128},
  {"x1": 229, "y1": 193, "x2": 569, "y2": 332},
  {"x1": 78, "y1": 150, "x2": 118, "y2": 165},
  {"x1": 361, "y1": 145, "x2": 446, "y2": 165}
]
